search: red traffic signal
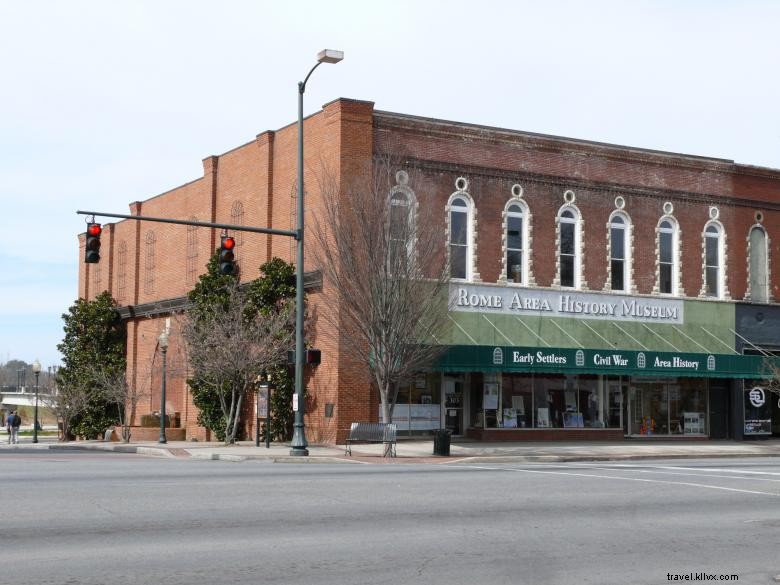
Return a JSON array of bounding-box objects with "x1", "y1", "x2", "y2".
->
[
  {"x1": 219, "y1": 235, "x2": 236, "y2": 275},
  {"x1": 85, "y1": 223, "x2": 102, "y2": 263}
]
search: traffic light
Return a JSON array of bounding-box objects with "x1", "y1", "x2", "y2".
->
[
  {"x1": 85, "y1": 223, "x2": 102, "y2": 263},
  {"x1": 219, "y1": 235, "x2": 236, "y2": 275}
]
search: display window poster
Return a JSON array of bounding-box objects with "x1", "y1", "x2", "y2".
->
[{"x1": 483, "y1": 383, "x2": 499, "y2": 410}]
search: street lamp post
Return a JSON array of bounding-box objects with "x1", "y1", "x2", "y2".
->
[
  {"x1": 158, "y1": 330, "x2": 169, "y2": 444},
  {"x1": 290, "y1": 49, "x2": 343, "y2": 457},
  {"x1": 32, "y1": 359, "x2": 41, "y2": 443}
]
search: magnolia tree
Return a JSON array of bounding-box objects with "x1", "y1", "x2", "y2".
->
[
  {"x1": 182, "y1": 280, "x2": 294, "y2": 444},
  {"x1": 312, "y1": 158, "x2": 452, "y2": 438}
]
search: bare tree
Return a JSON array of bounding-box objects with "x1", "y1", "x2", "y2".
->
[
  {"x1": 39, "y1": 377, "x2": 91, "y2": 441},
  {"x1": 89, "y1": 364, "x2": 152, "y2": 442},
  {"x1": 182, "y1": 281, "x2": 294, "y2": 444},
  {"x1": 312, "y1": 157, "x2": 452, "y2": 438},
  {"x1": 760, "y1": 356, "x2": 780, "y2": 401}
]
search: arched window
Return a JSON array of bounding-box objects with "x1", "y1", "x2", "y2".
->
[
  {"x1": 748, "y1": 226, "x2": 768, "y2": 303},
  {"x1": 144, "y1": 230, "x2": 156, "y2": 294},
  {"x1": 448, "y1": 196, "x2": 472, "y2": 280},
  {"x1": 186, "y1": 221, "x2": 198, "y2": 285},
  {"x1": 704, "y1": 223, "x2": 722, "y2": 298},
  {"x1": 657, "y1": 218, "x2": 679, "y2": 295},
  {"x1": 117, "y1": 241, "x2": 127, "y2": 302},
  {"x1": 388, "y1": 170, "x2": 417, "y2": 269},
  {"x1": 557, "y1": 207, "x2": 580, "y2": 288},
  {"x1": 230, "y1": 201, "x2": 244, "y2": 246},
  {"x1": 609, "y1": 214, "x2": 629, "y2": 291},
  {"x1": 505, "y1": 202, "x2": 527, "y2": 284}
]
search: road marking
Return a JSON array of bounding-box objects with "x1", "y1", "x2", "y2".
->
[
  {"x1": 653, "y1": 465, "x2": 780, "y2": 477},
  {"x1": 586, "y1": 466, "x2": 780, "y2": 484},
  {"x1": 463, "y1": 465, "x2": 780, "y2": 497}
]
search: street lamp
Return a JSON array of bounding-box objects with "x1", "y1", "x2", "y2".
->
[
  {"x1": 158, "y1": 330, "x2": 169, "y2": 444},
  {"x1": 32, "y1": 359, "x2": 41, "y2": 444},
  {"x1": 291, "y1": 48, "x2": 343, "y2": 457}
]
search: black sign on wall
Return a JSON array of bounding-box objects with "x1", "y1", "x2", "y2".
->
[{"x1": 743, "y1": 381, "x2": 772, "y2": 435}]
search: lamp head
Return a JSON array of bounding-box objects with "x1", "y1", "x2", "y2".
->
[
  {"x1": 32, "y1": 359, "x2": 41, "y2": 374},
  {"x1": 317, "y1": 49, "x2": 343, "y2": 64}
]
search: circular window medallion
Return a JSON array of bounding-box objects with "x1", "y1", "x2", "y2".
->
[
  {"x1": 709, "y1": 206, "x2": 719, "y2": 220},
  {"x1": 755, "y1": 211, "x2": 764, "y2": 223},
  {"x1": 563, "y1": 190, "x2": 576, "y2": 203},
  {"x1": 455, "y1": 177, "x2": 469, "y2": 192},
  {"x1": 663, "y1": 202, "x2": 674, "y2": 215},
  {"x1": 511, "y1": 184, "x2": 524, "y2": 198},
  {"x1": 395, "y1": 170, "x2": 408, "y2": 186},
  {"x1": 614, "y1": 196, "x2": 625, "y2": 210}
]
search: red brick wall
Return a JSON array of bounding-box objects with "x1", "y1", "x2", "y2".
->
[{"x1": 77, "y1": 100, "x2": 780, "y2": 444}]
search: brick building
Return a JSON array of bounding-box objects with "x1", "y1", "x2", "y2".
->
[{"x1": 78, "y1": 98, "x2": 780, "y2": 443}]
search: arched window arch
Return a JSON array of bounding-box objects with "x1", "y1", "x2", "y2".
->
[
  {"x1": 748, "y1": 225, "x2": 769, "y2": 303},
  {"x1": 186, "y1": 219, "x2": 198, "y2": 285},
  {"x1": 504, "y1": 199, "x2": 530, "y2": 284},
  {"x1": 446, "y1": 178, "x2": 477, "y2": 281},
  {"x1": 656, "y1": 216, "x2": 679, "y2": 295},
  {"x1": 388, "y1": 172, "x2": 417, "y2": 267},
  {"x1": 607, "y1": 212, "x2": 632, "y2": 292},
  {"x1": 702, "y1": 222, "x2": 724, "y2": 298},
  {"x1": 144, "y1": 230, "x2": 156, "y2": 294},
  {"x1": 556, "y1": 205, "x2": 582, "y2": 288},
  {"x1": 117, "y1": 241, "x2": 128, "y2": 302},
  {"x1": 230, "y1": 201, "x2": 244, "y2": 246}
]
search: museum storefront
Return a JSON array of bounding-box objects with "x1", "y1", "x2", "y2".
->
[{"x1": 400, "y1": 284, "x2": 771, "y2": 441}]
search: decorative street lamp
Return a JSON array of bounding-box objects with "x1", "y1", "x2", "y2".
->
[
  {"x1": 32, "y1": 359, "x2": 41, "y2": 444},
  {"x1": 290, "y1": 48, "x2": 343, "y2": 457},
  {"x1": 158, "y1": 330, "x2": 169, "y2": 444}
]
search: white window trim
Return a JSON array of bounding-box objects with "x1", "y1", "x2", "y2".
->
[
  {"x1": 389, "y1": 175, "x2": 418, "y2": 267},
  {"x1": 746, "y1": 224, "x2": 772, "y2": 303},
  {"x1": 501, "y1": 197, "x2": 533, "y2": 286},
  {"x1": 446, "y1": 183, "x2": 479, "y2": 282},
  {"x1": 699, "y1": 220, "x2": 730, "y2": 300},
  {"x1": 654, "y1": 215, "x2": 682, "y2": 296},
  {"x1": 604, "y1": 211, "x2": 634, "y2": 294},
  {"x1": 554, "y1": 204, "x2": 585, "y2": 290}
]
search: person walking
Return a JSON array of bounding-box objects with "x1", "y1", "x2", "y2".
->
[
  {"x1": 5, "y1": 412, "x2": 10, "y2": 444},
  {"x1": 9, "y1": 411, "x2": 21, "y2": 445}
]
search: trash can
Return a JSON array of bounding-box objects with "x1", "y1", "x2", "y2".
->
[{"x1": 433, "y1": 428, "x2": 451, "y2": 456}]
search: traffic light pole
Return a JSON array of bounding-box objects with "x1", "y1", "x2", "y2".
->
[
  {"x1": 77, "y1": 210, "x2": 297, "y2": 239},
  {"x1": 77, "y1": 209, "x2": 307, "y2": 450}
]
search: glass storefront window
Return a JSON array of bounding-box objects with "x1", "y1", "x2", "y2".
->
[
  {"x1": 630, "y1": 378, "x2": 708, "y2": 436},
  {"x1": 501, "y1": 374, "x2": 533, "y2": 428},
  {"x1": 391, "y1": 373, "x2": 441, "y2": 433}
]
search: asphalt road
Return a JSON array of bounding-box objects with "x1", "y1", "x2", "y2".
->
[{"x1": 2, "y1": 451, "x2": 779, "y2": 585}]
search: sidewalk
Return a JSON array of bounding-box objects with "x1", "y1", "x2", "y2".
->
[{"x1": 4, "y1": 434, "x2": 780, "y2": 464}]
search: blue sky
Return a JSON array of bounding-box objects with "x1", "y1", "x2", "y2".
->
[{"x1": 1, "y1": 0, "x2": 778, "y2": 367}]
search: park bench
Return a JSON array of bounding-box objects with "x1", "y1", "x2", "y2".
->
[{"x1": 344, "y1": 422, "x2": 397, "y2": 457}]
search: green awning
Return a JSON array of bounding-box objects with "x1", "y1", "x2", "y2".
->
[{"x1": 437, "y1": 345, "x2": 770, "y2": 379}]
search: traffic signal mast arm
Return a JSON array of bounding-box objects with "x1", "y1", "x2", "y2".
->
[{"x1": 76, "y1": 210, "x2": 299, "y2": 239}]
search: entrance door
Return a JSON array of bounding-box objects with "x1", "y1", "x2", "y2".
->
[{"x1": 442, "y1": 377, "x2": 463, "y2": 435}]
